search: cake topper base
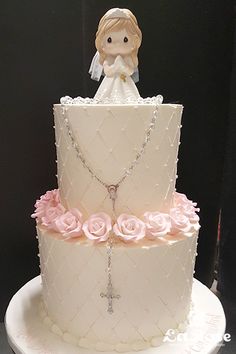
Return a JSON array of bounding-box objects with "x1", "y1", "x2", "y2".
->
[{"x1": 5, "y1": 276, "x2": 225, "y2": 354}]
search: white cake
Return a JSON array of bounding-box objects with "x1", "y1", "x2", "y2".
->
[{"x1": 32, "y1": 7, "x2": 200, "y2": 353}]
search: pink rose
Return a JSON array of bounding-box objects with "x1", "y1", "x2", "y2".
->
[
  {"x1": 31, "y1": 189, "x2": 61, "y2": 222},
  {"x1": 40, "y1": 189, "x2": 60, "y2": 204},
  {"x1": 174, "y1": 192, "x2": 200, "y2": 223},
  {"x1": 179, "y1": 204, "x2": 200, "y2": 223},
  {"x1": 169, "y1": 208, "x2": 192, "y2": 235},
  {"x1": 82, "y1": 213, "x2": 112, "y2": 242},
  {"x1": 113, "y1": 214, "x2": 146, "y2": 242},
  {"x1": 144, "y1": 212, "x2": 171, "y2": 239},
  {"x1": 174, "y1": 192, "x2": 197, "y2": 208},
  {"x1": 41, "y1": 204, "x2": 65, "y2": 230},
  {"x1": 54, "y1": 208, "x2": 83, "y2": 238}
]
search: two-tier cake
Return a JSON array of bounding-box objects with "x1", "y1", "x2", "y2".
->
[{"x1": 32, "y1": 8, "x2": 200, "y2": 352}]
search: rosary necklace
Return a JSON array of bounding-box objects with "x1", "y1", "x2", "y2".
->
[
  {"x1": 61, "y1": 104, "x2": 159, "y2": 216},
  {"x1": 61, "y1": 103, "x2": 159, "y2": 313}
]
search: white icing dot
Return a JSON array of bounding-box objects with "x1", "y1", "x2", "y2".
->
[{"x1": 151, "y1": 336, "x2": 163, "y2": 347}]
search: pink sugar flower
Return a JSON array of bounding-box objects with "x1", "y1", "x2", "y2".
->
[
  {"x1": 54, "y1": 208, "x2": 83, "y2": 238},
  {"x1": 144, "y1": 211, "x2": 171, "y2": 239},
  {"x1": 169, "y1": 208, "x2": 193, "y2": 235},
  {"x1": 82, "y1": 212, "x2": 112, "y2": 243},
  {"x1": 113, "y1": 214, "x2": 146, "y2": 242}
]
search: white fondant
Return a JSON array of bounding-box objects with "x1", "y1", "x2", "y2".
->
[
  {"x1": 37, "y1": 226, "x2": 198, "y2": 350},
  {"x1": 54, "y1": 103, "x2": 183, "y2": 218},
  {"x1": 51, "y1": 323, "x2": 63, "y2": 336},
  {"x1": 5, "y1": 276, "x2": 225, "y2": 354},
  {"x1": 63, "y1": 332, "x2": 77, "y2": 346}
]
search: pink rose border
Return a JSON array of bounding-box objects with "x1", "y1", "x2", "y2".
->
[{"x1": 32, "y1": 189, "x2": 200, "y2": 243}]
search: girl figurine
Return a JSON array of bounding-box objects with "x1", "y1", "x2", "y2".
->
[{"x1": 89, "y1": 8, "x2": 142, "y2": 103}]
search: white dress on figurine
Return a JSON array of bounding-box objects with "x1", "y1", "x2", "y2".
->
[
  {"x1": 89, "y1": 8, "x2": 142, "y2": 103},
  {"x1": 93, "y1": 55, "x2": 140, "y2": 102}
]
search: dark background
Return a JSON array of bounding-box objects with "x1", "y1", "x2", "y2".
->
[{"x1": 1, "y1": 0, "x2": 235, "y2": 322}]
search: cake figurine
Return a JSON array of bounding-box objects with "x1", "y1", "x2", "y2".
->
[
  {"x1": 89, "y1": 8, "x2": 142, "y2": 102},
  {"x1": 29, "y1": 7, "x2": 201, "y2": 352}
]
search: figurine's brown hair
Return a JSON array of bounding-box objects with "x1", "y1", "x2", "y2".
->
[{"x1": 95, "y1": 9, "x2": 142, "y2": 68}]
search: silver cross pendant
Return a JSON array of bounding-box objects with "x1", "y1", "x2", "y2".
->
[{"x1": 100, "y1": 283, "x2": 120, "y2": 314}]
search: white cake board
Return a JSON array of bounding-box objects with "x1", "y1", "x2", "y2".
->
[{"x1": 5, "y1": 276, "x2": 225, "y2": 354}]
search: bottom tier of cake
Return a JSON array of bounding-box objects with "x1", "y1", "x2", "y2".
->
[{"x1": 37, "y1": 226, "x2": 198, "y2": 352}]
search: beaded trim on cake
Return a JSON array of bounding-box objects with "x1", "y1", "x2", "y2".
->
[{"x1": 38, "y1": 299, "x2": 194, "y2": 352}]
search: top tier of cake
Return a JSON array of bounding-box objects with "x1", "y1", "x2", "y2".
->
[{"x1": 54, "y1": 103, "x2": 183, "y2": 218}]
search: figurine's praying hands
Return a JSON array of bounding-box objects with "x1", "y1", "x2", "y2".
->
[{"x1": 89, "y1": 8, "x2": 142, "y2": 103}]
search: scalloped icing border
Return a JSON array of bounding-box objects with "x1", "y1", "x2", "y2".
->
[{"x1": 38, "y1": 299, "x2": 193, "y2": 352}]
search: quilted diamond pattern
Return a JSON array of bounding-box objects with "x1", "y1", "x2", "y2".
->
[
  {"x1": 38, "y1": 228, "x2": 198, "y2": 347},
  {"x1": 54, "y1": 104, "x2": 182, "y2": 217}
]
